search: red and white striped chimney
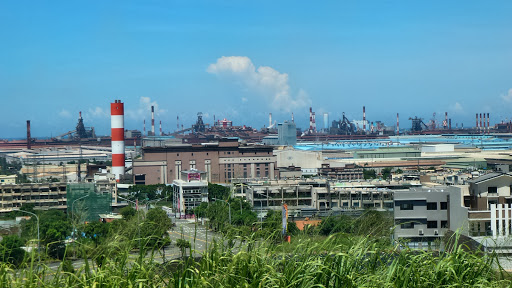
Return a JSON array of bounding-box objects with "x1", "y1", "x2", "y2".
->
[
  {"x1": 312, "y1": 112, "x2": 316, "y2": 132},
  {"x1": 483, "y1": 113, "x2": 487, "y2": 133},
  {"x1": 159, "y1": 120, "x2": 162, "y2": 136},
  {"x1": 151, "y1": 106, "x2": 155, "y2": 136},
  {"x1": 309, "y1": 107, "x2": 313, "y2": 132},
  {"x1": 475, "y1": 113, "x2": 479, "y2": 131},
  {"x1": 363, "y1": 106, "x2": 366, "y2": 132},
  {"x1": 111, "y1": 100, "x2": 125, "y2": 181}
]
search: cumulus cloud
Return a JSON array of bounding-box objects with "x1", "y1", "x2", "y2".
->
[
  {"x1": 501, "y1": 89, "x2": 512, "y2": 102},
  {"x1": 126, "y1": 96, "x2": 167, "y2": 120},
  {"x1": 58, "y1": 109, "x2": 72, "y2": 118},
  {"x1": 207, "y1": 56, "x2": 311, "y2": 112},
  {"x1": 85, "y1": 107, "x2": 109, "y2": 119}
]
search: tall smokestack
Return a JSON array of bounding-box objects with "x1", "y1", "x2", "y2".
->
[
  {"x1": 480, "y1": 113, "x2": 483, "y2": 133},
  {"x1": 396, "y1": 113, "x2": 399, "y2": 134},
  {"x1": 476, "y1": 113, "x2": 479, "y2": 130},
  {"x1": 26, "y1": 120, "x2": 31, "y2": 149},
  {"x1": 111, "y1": 100, "x2": 125, "y2": 181},
  {"x1": 449, "y1": 119, "x2": 452, "y2": 130},
  {"x1": 312, "y1": 112, "x2": 316, "y2": 132},
  {"x1": 483, "y1": 113, "x2": 487, "y2": 133},
  {"x1": 269, "y1": 113, "x2": 272, "y2": 128},
  {"x1": 444, "y1": 112, "x2": 448, "y2": 129},
  {"x1": 487, "y1": 113, "x2": 490, "y2": 133},
  {"x1": 363, "y1": 106, "x2": 366, "y2": 132},
  {"x1": 143, "y1": 119, "x2": 146, "y2": 136},
  {"x1": 309, "y1": 107, "x2": 313, "y2": 132},
  {"x1": 159, "y1": 120, "x2": 162, "y2": 136},
  {"x1": 291, "y1": 112, "x2": 294, "y2": 123},
  {"x1": 151, "y1": 106, "x2": 155, "y2": 136},
  {"x1": 370, "y1": 122, "x2": 374, "y2": 133}
]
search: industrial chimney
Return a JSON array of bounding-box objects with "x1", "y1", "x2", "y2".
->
[
  {"x1": 26, "y1": 120, "x2": 31, "y2": 149},
  {"x1": 111, "y1": 100, "x2": 125, "y2": 181},
  {"x1": 396, "y1": 113, "x2": 399, "y2": 135},
  {"x1": 487, "y1": 113, "x2": 490, "y2": 133},
  {"x1": 151, "y1": 106, "x2": 155, "y2": 136},
  {"x1": 363, "y1": 106, "x2": 366, "y2": 132}
]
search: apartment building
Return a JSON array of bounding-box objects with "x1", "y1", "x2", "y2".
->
[
  {"x1": 133, "y1": 138, "x2": 277, "y2": 184},
  {"x1": 393, "y1": 186, "x2": 468, "y2": 249},
  {"x1": 0, "y1": 183, "x2": 67, "y2": 213},
  {"x1": 467, "y1": 172, "x2": 512, "y2": 237}
]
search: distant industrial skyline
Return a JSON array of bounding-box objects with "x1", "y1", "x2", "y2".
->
[{"x1": 1, "y1": 1, "x2": 512, "y2": 138}]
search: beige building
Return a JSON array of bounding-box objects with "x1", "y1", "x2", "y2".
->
[
  {"x1": 0, "y1": 183, "x2": 67, "y2": 213},
  {"x1": 0, "y1": 175, "x2": 17, "y2": 185}
]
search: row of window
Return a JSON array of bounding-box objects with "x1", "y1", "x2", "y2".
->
[
  {"x1": 401, "y1": 220, "x2": 448, "y2": 229},
  {"x1": 400, "y1": 202, "x2": 447, "y2": 210}
]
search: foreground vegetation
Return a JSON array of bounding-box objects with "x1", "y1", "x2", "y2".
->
[{"x1": 1, "y1": 231, "x2": 510, "y2": 287}]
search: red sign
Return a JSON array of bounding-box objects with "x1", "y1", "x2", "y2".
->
[{"x1": 187, "y1": 173, "x2": 201, "y2": 181}]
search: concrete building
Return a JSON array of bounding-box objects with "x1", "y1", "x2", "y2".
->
[
  {"x1": 133, "y1": 138, "x2": 277, "y2": 184},
  {"x1": 172, "y1": 170, "x2": 208, "y2": 217},
  {"x1": 393, "y1": 186, "x2": 468, "y2": 249},
  {"x1": 0, "y1": 183, "x2": 67, "y2": 213},
  {"x1": 353, "y1": 147, "x2": 421, "y2": 159},
  {"x1": 467, "y1": 172, "x2": 512, "y2": 237},
  {"x1": 277, "y1": 121, "x2": 297, "y2": 146},
  {"x1": 0, "y1": 175, "x2": 16, "y2": 185}
]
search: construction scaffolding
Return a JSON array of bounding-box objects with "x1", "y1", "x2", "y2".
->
[{"x1": 66, "y1": 183, "x2": 111, "y2": 222}]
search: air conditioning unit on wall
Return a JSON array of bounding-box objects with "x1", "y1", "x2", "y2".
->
[{"x1": 418, "y1": 229, "x2": 424, "y2": 235}]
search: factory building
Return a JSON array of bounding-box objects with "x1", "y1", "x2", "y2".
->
[{"x1": 133, "y1": 138, "x2": 278, "y2": 184}]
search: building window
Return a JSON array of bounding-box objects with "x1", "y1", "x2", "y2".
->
[
  {"x1": 401, "y1": 222, "x2": 414, "y2": 229},
  {"x1": 427, "y1": 221, "x2": 438, "y2": 228},
  {"x1": 400, "y1": 203, "x2": 413, "y2": 210},
  {"x1": 441, "y1": 221, "x2": 448, "y2": 228},
  {"x1": 427, "y1": 202, "x2": 437, "y2": 210},
  {"x1": 488, "y1": 187, "x2": 498, "y2": 194},
  {"x1": 440, "y1": 202, "x2": 447, "y2": 210}
]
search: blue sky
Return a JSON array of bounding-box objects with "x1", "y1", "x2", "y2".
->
[{"x1": 1, "y1": 1, "x2": 512, "y2": 138}]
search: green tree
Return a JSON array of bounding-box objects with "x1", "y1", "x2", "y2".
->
[
  {"x1": 207, "y1": 183, "x2": 230, "y2": 201},
  {"x1": 140, "y1": 208, "x2": 173, "y2": 249},
  {"x1": 363, "y1": 169, "x2": 377, "y2": 179},
  {"x1": 0, "y1": 235, "x2": 26, "y2": 266},
  {"x1": 381, "y1": 167, "x2": 393, "y2": 180},
  {"x1": 120, "y1": 206, "x2": 136, "y2": 220},
  {"x1": 83, "y1": 221, "x2": 111, "y2": 247}
]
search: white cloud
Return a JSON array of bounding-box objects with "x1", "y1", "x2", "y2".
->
[
  {"x1": 58, "y1": 109, "x2": 72, "y2": 118},
  {"x1": 241, "y1": 97, "x2": 248, "y2": 103},
  {"x1": 451, "y1": 102, "x2": 463, "y2": 113},
  {"x1": 85, "y1": 107, "x2": 109, "y2": 119},
  {"x1": 207, "y1": 56, "x2": 311, "y2": 112},
  {"x1": 125, "y1": 96, "x2": 167, "y2": 120},
  {"x1": 501, "y1": 89, "x2": 512, "y2": 102}
]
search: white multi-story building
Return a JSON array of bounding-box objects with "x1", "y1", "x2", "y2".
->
[{"x1": 172, "y1": 170, "x2": 208, "y2": 217}]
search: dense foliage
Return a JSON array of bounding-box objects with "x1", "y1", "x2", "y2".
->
[
  {"x1": 128, "y1": 184, "x2": 172, "y2": 201},
  {"x1": 0, "y1": 231, "x2": 509, "y2": 287}
]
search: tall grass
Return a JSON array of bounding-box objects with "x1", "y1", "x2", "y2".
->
[{"x1": 1, "y1": 231, "x2": 510, "y2": 287}]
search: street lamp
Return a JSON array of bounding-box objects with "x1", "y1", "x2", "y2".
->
[
  {"x1": 18, "y1": 210, "x2": 39, "y2": 263},
  {"x1": 212, "y1": 197, "x2": 231, "y2": 225}
]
